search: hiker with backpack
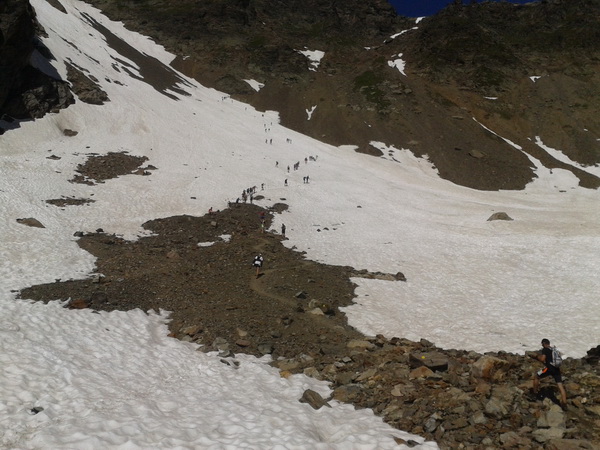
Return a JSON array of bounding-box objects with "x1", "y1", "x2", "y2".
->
[
  {"x1": 529, "y1": 338, "x2": 567, "y2": 408},
  {"x1": 252, "y1": 254, "x2": 264, "y2": 278}
]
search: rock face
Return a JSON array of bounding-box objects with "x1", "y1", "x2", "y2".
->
[
  {"x1": 0, "y1": 0, "x2": 74, "y2": 122},
  {"x1": 66, "y1": 63, "x2": 108, "y2": 105},
  {"x1": 0, "y1": 0, "x2": 35, "y2": 113}
]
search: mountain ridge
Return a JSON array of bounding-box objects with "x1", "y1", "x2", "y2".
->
[{"x1": 2, "y1": 0, "x2": 600, "y2": 189}]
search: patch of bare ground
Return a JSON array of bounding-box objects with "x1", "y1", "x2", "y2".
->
[{"x1": 69, "y1": 151, "x2": 152, "y2": 185}]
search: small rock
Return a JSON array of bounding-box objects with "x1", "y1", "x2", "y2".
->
[
  {"x1": 181, "y1": 325, "x2": 203, "y2": 337},
  {"x1": 212, "y1": 337, "x2": 229, "y2": 352},
  {"x1": 487, "y1": 212, "x2": 513, "y2": 221},
  {"x1": 91, "y1": 274, "x2": 104, "y2": 284},
  {"x1": 532, "y1": 427, "x2": 565, "y2": 443},
  {"x1": 469, "y1": 149, "x2": 485, "y2": 159},
  {"x1": 66, "y1": 298, "x2": 91, "y2": 309},
  {"x1": 166, "y1": 250, "x2": 180, "y2": 259},
  {"x1": 299, "y1": 389, "x2": 331, "y2": 410},
  {"x1": 409, "y1": 351, "x2": 449, "y2": 371},
  {"x1": 484, "y1": 397, "x2": 509, "y2": 418},
  {"x1": 394, "y1": 272, "x2": 406, "y2": 281},
  {"x1": 347, "y1": 340, "x2": 375, "y2": 351},
  {"x1": 355, "y1": 368, "x2": 377, "y2": 382},
  {"x1": 332, "y1": 384, "x2": 362, "y2": 402},
  {"x1": 16, "y1": 218, "x2": 45, "y2": 228},
  {"x1": 257, "y1": 342, "x2": 274, "y2": 354},
  {"x1": 409, "y1": 366, "x2": 435, "y2": 379},
  {"x1": 276, "y1": 359, "x2": 300, "y2": 371},
  {"x1": 470, "y1": 411, "x2": 487, "y2": 425}
]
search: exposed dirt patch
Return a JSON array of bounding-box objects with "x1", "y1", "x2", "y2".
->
[
  {"x1": 69, "y1": 151, "x2": 151, "y2": 185},
  {"x1": 19, "y1": 204, "x2": 366, "y2": 358},
  {"x1": 46, "y1": 197, "x2": 95, "y2": 207}
]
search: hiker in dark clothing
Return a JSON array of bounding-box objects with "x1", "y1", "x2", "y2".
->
[
  {"x1": 281, "y1": 223, "x2": 286, "y2": 238},
  {"x1": 252, "y1": 254, "x2": 264, "y2": 278},
  {"x1": 529, "y1": 338, "x2": 567, "y2": 408}
]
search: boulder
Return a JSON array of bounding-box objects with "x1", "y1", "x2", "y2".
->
[
  {"x1": 487, "y1": 212, "x2": 513, "y2": 221},
  {"x1": 299, "y1": 389, "x2": 330, "y2": 410},
  {"x1": 409, "y1": 351, "x2": 449, "y2": 371},
  {"x1": 472, "y1": 355, "x2": 508, "y2": 380},
  {"x1": 16, "y1": 217, "x2": 45, "y2": 228}
]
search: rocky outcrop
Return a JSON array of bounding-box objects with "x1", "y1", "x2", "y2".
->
[
  {"x1": 0, "y1": 0, "x2": 36, "y2": 114},
  {"x1": 66, "y1": 62, "x2": 108, "y2": 105},
  {"x1": 0, "y1": 0, "x2": 74, "y2": 123},
  {"x1": 272, "y1": 336, "x2": 600, "y2": 449}
]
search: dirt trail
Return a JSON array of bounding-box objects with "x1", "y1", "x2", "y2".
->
[{"x1": 247, "y1": 234, "x2": 361, "y2": 346}]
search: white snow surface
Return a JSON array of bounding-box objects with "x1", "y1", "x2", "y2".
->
[
  {"x1": 244, "y1": 79, "x2": 265, "y2": 92},
  {"x1": 388, "y1": 54, "x2": 407, "y2": 76},
  {"x1": 534, "y1": 136, "x2": 600, "y2": 177},
  {"x1": 1, "y1": 0, "x2": 599, "y2": 447},
  {"x1": 297, "y1": 49, "x2": 324, "y2": 71}
]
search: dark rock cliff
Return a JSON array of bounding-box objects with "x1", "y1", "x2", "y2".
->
[{"x1": 0, "y1": 0, "x2": 73, "y2": 124}]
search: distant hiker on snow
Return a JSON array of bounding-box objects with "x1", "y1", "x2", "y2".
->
[
  {"x1": 529, "y1": 338, "x2": 567, "y2": 408},
  {"x1": 252, "y1": 254, "x2": 264, "y2": 278},
  {"x1": 281, "y1": 223, "x2": 286, "y2": 238}
]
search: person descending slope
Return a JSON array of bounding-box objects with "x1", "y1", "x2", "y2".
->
[{"x1": 252, "y1": 254, "x2": 264, "y2": 278}]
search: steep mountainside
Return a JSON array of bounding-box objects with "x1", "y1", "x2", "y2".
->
[{"x1": 3, "y1": 0, "x2": 600, "y2": 190}]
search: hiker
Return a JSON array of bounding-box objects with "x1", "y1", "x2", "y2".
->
[
  {"x1": 281, "y1": 223, "x2": 286, "y2": 237},
  {"x1": 252, "y1": 254, "x2": 264, "y2": 278},
  {"x1": 529, "y1": 338, "x2": 567, "y2": 408},
  {"x1": 284, "y1": 179, "x2": 288, "y2": 186}
]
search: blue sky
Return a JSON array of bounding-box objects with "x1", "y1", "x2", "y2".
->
[{"x1": 389, "y1": 0, "x2": 537, "y2": 17}]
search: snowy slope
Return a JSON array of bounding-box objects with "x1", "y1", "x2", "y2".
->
[{"x1": 0, "y1": 0, "x2": 598, "y2": 447}]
